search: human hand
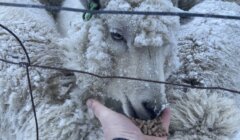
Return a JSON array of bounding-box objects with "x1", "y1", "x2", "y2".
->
[{"x1": 87, "y1": 99, "x2": 171, "y2": 140}]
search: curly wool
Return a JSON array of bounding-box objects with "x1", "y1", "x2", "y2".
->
[
  {"x1": 0, "y1": 0, "x2": 179, "y2": 139},
  {"x1": 167, "y1": 1, "x2": 240, "y2": 139},
  {"x1": 58, "y1": 0, "x2": 180, "y2": 120},
  {"x1": 0, "y1": 0, "x2": 99, "y2": 140},
  {"x1": 170, "y1": 90, "x2": 240, "y2": 140},
  {"x1": 1, "y1": 0, "x2": 240, "y2": 140}
]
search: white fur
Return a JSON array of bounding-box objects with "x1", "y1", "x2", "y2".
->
[
  {"x1": 170, "y1": 90, "x2": 240, "y2": 140},
  {"x1": 0, "y1": 0, "x2": 240, "y2": 139},
  {"x1": 0, "y1": 0, "x2": 90, "y2": 139},
  {"x1": 0, "y1": 0, "x2": 179, "y2": 139},
  {"x1": 168, "y1": 0, "x2": 240, "y2": 139},
  {"x1": 58, "y1": 0, "x2": 179, "y2": 120}
]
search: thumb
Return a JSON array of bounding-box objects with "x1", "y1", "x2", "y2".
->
[
  {"x1": 86, "y1": 99, "x2": 121, "y2": 124},
  {"x1": 160, "y1": 108, "x2": 171, "y2": 132},
  {"x1": 87, "y1": 99, "x2": 144, "y2": 140}
]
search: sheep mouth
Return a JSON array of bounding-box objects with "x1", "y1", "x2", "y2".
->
[
  {"x1": 142, "y1": 102, "x2": 169, "y2": 120},
  {"x1": 125, "y1": 97, "x2": 169, "y2": 120},
  {"x1": 87, "y1": 95, "x2": 169, "y2": 120}
]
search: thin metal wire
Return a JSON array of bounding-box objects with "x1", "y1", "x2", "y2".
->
[
  {"x1": 26, "y1": 65, "x2": 39, "y2": 140},
  {"x1": 0, "y1": 2, "x2": 240, "y2": 20},
  {"x1": 0, "y1": 24, "x2": 31, "y2": 64},
  {"x1": 31, "y1": 64, "x2": 240, "y2": 94},
  {"x1": 0, "y1": 2, "x2": 240, "y2": 140},
  {"x1": 1, "y1": 58, "x2": 240, "y2": 94},
  {"x1": 0, "y1": 24, "x2": 37, "y2": 139},
  {"x1": 0, "y1": 58, "x2": 240, "y2": 94}
]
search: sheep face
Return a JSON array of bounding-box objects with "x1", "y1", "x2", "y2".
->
[
  {"x1": 102, "y1": 8, "x2": 178, "y2": 120},
  {"x1": 63, "y1": 0, "x2": 179, "y2": 120}
]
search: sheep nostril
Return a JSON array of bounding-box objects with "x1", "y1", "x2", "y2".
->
[{"x1": 142, "y1": 102, "x2": 159, "y2": 120}]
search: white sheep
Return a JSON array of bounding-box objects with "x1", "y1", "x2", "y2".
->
[
  {"x1": 168, "y1": 0, "x2": 240, "y2": 139},
  {"x1": 0, "y1": 0, "x2": 87, "y2": 139},
  {"x1": 58, "y1": 0, "x2": 179, "y2": 120},
  {"x1": 0, "y1": 0, "x2": 180, "y2": 139},
  {"x1": 0, "y1": 0, "x2": 240, "y2": 140},
  {"x1": 58, "y1": 0, "x2": 240, "y2": 139}
]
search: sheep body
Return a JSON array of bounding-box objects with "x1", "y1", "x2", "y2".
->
[
  {"x1": 0, "y1": 0, "x2": 179, "y2": 139},
  {"x1": 168, "y1": 0, "x2": 240, "y2": 139},
  {"x1": 0, "y1": 0, "x2": 102, "y2": 139}
]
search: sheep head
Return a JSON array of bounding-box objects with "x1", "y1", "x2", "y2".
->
[{"x1": 62, "y1": 0, "x2": 179, "y2": 120}]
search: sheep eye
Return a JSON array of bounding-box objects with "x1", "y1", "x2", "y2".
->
[{"x1": 111, "y1": 32, "x2": 124, "y2": 41}]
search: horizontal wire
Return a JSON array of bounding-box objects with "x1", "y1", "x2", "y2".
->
[
  {"x1": 0, "y1": 4, "x2": 240, "y2": 140},
  {"x1": 0, "y1": 2, "x2": 240, "y2": 20},
  {"x1": 1, "y1": 58, "x2": 240, "y2": 94},
  {"x1": 30, "y1": 65, "x2": 240, "y2": 94}
]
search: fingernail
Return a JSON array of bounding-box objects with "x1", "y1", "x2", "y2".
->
[{"x1": 87, "y1": 99, "x2": 93, "y2": 108}]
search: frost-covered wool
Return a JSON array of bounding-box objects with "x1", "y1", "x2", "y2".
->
[
  {"x1": 167, "y1": 1, "x2": 240, "y2": 139},
  {"x1": 170, "y1": 90, "x2": 240, "y2": 140},
  {"x1": 0, "y1": 0, "x2": 99, "y2": 140},
  {"x1": 1, "y1": 0, "x2": 240, "y2": 140},
  {"x1": 58, "y1": 0, "x2": 180, "y2": 122},
  {"x1": 59, "y1": 0, "x2": 240, "y2": 139},
  {"x1": 0, "y1": 0, "x2": 180, "y2": 139},
  {"x1": 169, "y1": 0, "x2": 240, "y2": 97}
]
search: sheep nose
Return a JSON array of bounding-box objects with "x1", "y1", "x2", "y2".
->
[
  {"x1": 130, "y1": 102, "x2": 164, "y2": 120},
  {"x1": 141, "y1": 102, "x2": 163, "y2": 120}
]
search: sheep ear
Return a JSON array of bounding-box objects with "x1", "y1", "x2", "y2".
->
[{"x1": 80, "y1": 0, "x2": 110, "y2": 9}]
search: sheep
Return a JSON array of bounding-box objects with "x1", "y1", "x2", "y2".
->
[
  {"x1": 169, "y1": 90, "x2": 240, "y2": 140},
  {"x1": 0, "y1": 0, "x2": 239, "y2": 140},
  {"x1": 0, "y1": 0, "x2": 86, "y2": 139},
  {"x1": 57, "y1": 0, "x2": 180, "y2": 121},
  {"x1": 0, "y1": 0, "x2": 180, "y2": 139},
  {"x1": 168, "y1": 0, "x2": 240, "y2": 104},
  {"x1": 167, "y1": 0, "x2": 240, "y2": 139},
  {"x1": 58, "y1": 0, "x2": 240, "y2": 139}
]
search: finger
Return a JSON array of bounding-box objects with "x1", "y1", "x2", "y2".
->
[
  {"x1": 160, "y1": 108, "x2": 171, "y2": 132},
  {"x1": 87, "y1": 99, "x2": 119, "y2": 123}
]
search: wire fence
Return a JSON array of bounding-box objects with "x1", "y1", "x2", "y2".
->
[
  {"x1": 0, "y1": 2, "x2": 240, "y2": 140},
  {"x1": 1, "y1": 2, "x2": 240, "y2": 20}
]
